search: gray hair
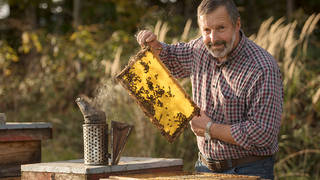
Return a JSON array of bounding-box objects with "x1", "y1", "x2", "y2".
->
[{"x1": 197, "y1": 0, "x2": 240, "y2": 26}]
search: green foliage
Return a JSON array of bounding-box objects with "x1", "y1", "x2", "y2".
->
[{"x1": 0, "y1": 40, "x2": 19, "y2": 76}]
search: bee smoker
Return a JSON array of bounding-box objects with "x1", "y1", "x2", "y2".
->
[
  {"x1": 76, "y1": 95, "x2": 133, "y2": 166},
  {"x1": 76, "y1": 96, "x2": 109, "y2": 165}
]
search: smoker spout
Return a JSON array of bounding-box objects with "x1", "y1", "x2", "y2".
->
[{"x1": 75, "y1": 95, "x2": 106, "y2": 124}]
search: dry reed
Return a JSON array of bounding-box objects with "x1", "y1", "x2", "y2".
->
[
  {"x1": 275, "y1": 149, "x2": 320, "y2": 169},
  {"x1": 250, "y1": 13, "x2": 320, "y2": 95}
]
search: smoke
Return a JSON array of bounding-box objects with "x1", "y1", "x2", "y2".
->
[
  {"x1": 91, "y1": 78, "x2": 131, "y2": 123},
  {"x1": 92, "y1": 80, "x2": 114, "y2": 117}
]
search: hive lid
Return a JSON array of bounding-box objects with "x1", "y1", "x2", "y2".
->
[{"x1": 116, "y1": 47, "x2": 200, "y2": 143}]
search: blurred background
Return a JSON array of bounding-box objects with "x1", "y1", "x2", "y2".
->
[{"x1": 0, "y1": 0, "x2": 319, "y2": 179}]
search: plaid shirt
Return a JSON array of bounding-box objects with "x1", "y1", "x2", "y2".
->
[{"x1": 159, "y1": 31, "x2": 283, "y2": 160}]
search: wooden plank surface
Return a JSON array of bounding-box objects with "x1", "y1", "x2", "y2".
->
[
  {"x1": 0, "y1": 177, "x2": 20, "y2": 180},
  {"x1": 22, "y1": 172, "x2": 84, "y2": 180},
  {"x1": 0, "y1": 123, "x2": 51, "y2": 130},
  {"x1": 0, "y1": 141, "x2": 41, "y2": 165},
  {"x1": 0, "y1": 141, "x2": 41, "y2": 178},
  {"x1": 107, "y1": 172, "x2": 260, "y2": 180},
  {"x1": 0, "y1": 128, "x2": 52, "y2": 142},
  {"x1": 21, "y1": 166, "x2": 183, "y2": 180},
  {"x1": 21, "y1": 157, "x2": 183, "y2": 174}
]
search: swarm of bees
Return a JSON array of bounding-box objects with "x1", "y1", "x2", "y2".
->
[{"x1": 116, "y1": 47, "x2": 200, "y2": 142}]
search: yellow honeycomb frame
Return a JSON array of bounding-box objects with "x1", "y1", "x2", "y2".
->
[{"x1": 116, "y1": 47, "x2": 200, "y2": 143}]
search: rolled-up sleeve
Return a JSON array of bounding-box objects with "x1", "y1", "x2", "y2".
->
[
  {"x1": 159, "y1": 38, "x2": 202, "y2": 78},
  {"x1": 231, "y1": 67, "x2": 283, "y2": 150}
]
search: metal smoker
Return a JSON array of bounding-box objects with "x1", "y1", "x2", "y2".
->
[{"x1": 76, "y1": 96, "x2": 133, "y2": 165}]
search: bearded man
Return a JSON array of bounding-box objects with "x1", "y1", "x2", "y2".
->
[{"x1": 136, "y1": 0, "x2": 283, "y2": 179}]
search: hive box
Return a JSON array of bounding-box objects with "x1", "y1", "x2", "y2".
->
[{"x1": 0, "y1": 122, "x2": 52, "y2": 179}]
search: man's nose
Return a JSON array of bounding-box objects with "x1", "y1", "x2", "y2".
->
[{"x1": 209, "y1": 30, "x2": 217, "y2": 42}]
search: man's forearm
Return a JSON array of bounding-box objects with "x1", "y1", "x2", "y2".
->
[
  {"x1": 150, "y1": 41, "x2": 163, "y2": 57},
  {"x1": 210, "y1": 123, "x2": 238, "y2": 145}
]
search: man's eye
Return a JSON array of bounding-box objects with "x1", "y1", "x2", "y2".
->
[
  {"x1": 204, "y1": 29, "x2": 210, "y2": 33},
  {"x1": 218, "y1": 26, "x2": 225, "y2": 31}
]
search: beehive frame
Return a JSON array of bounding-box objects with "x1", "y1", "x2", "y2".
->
[{"x1": 116, "y1": 47, "x2": 200, "y2": 143}]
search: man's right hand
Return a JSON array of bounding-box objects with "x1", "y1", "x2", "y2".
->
[{"x1": 136, "y1": 30, "x2": 163, "y2": 55}]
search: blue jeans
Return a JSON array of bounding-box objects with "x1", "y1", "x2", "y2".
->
[{"x1": 195, "y1": 156, "x2": 275, "y2": 180}]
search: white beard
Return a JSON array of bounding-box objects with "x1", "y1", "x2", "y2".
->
[{"x1": 205, "y1": 30, "x2": 237, "y2": 61}]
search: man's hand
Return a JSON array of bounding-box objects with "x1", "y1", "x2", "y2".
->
[
  {"x1": 190, "y1": 111, "x2": 238, "y2": 145},
  {"x1": 136, "y1": 30, "x2": 163, "y2": 55},
  {"x1": 189, "y1": 111, "x2": 211, "y2": 137}
]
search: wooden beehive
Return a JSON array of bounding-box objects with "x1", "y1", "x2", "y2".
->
[{"x1": 116, "y1": 47, "x2": 200, "y2": 143}]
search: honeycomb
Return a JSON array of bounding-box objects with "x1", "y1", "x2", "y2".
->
[{"x1": 116, "y1": 47, "x2": 200, "y2": 142}]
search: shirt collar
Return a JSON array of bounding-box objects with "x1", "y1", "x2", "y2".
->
[{"x1": 228, "y1": 30, "x2": 246, "y2": 61}]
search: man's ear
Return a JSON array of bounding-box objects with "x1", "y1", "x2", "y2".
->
[{"x1": 236, "y1": 17, "x2": 241, "y2": 31}]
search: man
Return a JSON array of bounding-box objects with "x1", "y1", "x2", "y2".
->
[{"x1": 136, "y1": 0, "x2": 283, "y2": 179}]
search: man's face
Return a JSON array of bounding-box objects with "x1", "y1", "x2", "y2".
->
[{"x1": 199, "y1": 6, "x2": 240, "y2": 59}]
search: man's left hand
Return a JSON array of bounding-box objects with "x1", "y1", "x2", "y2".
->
[{"x1": 189, "y1": 111, "x2": 211, "y2": 137}]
